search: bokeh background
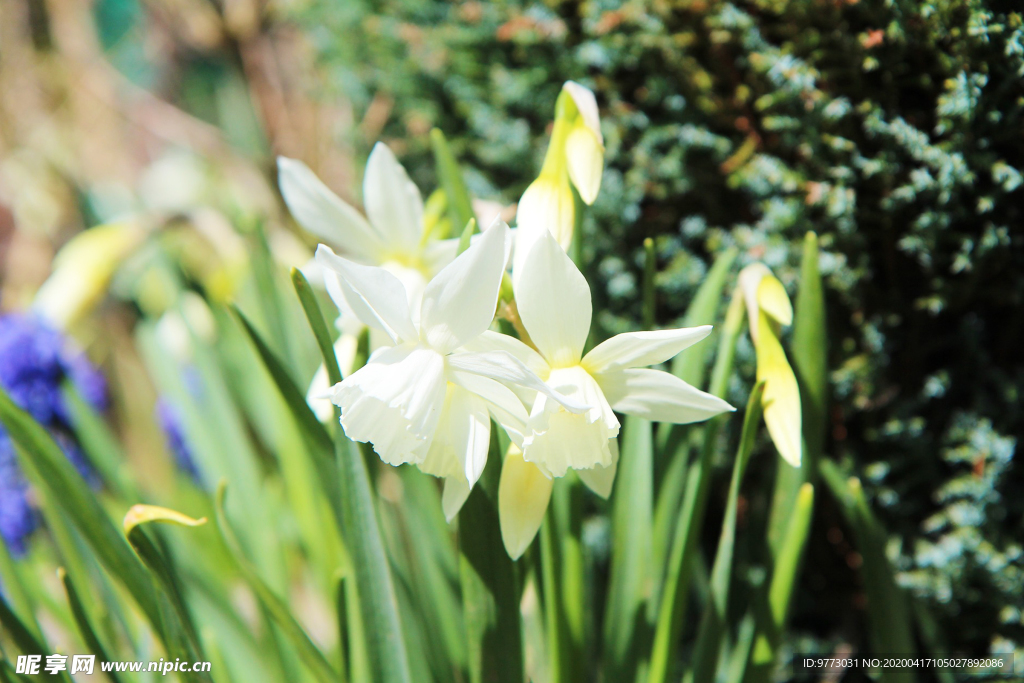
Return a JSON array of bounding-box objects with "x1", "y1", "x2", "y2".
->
[{"x1": 1, "y1": 0, "x2": 1020, "y2": 671}]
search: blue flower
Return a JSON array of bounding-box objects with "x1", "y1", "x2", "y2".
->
[
  {"x1": 0, "y1": 313, "x2": 107, "y2": 554},
  {"x1": 156, "y1": 398, "x2": 201, "y2": 483}
]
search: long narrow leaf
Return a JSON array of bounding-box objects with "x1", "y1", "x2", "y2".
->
[
  {"x1": 820, "y1": 461, "x2": 915, "y2": 683},
  {"x1": 744, "y1": 483, "x2": 815, "y2": 683},
  {"x1": 430, "y1": 128, "x2": 476, "y2": 233},
  {"x1": 0, "y1": 387, "x2": 162, "y2": 631},
  {"x1": 0, "y1": 591, "x2": 72, "y2": 683},
  {"x1": 647, "y1": 294, "x2": 744, "y2": 683},
  {"x1": 59, "y1": 568, "x2": 124, "y2": 683},
  {"x1": 335, "y1": 435, "x2": 413, "y2": 683},
  {"x1": 603, "y1": 417, "x2": 653, "y2": 682},
  {"x1": 685, "y1": 382, "x2": 765, "y2": 683},
  {"x1": 213, "y1": 484, "x2": 341, "y2": 683},
  {"x1": 291, "y1": 269, "x2": 342, "y2": 386}
]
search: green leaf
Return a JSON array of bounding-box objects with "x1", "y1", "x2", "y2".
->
[
  {"x1": 124, "y1": 522, "x2": 209, "y2": 681},
  {"x1": 0, "y1": 591, "x2": 72, "y2": 683},
  {"x1": 392, "y1": 468, "x2": 466, "y2": 672},
  {"x1": 62, "y1": 384, "x2": 138, "y2": 500},
  {"x1": 457, "y1": 217, "x2": 477, "y2": 257},
  {"x1": 791, "y1": 232, "x2": 828, "y2": 462},
  {"x1": 459, "y1": 435, "x2": 523, "y2": 683},
  {"x1": 213, "y1": 484, "x2": 341, "y2": 683},
  {"x1": 334, "y1": 435, "x2": 413, "y2": 683},
  {"x1": 668, "y1": 245, "x2": 739, "y2": 390},
  {"x1": 291, "y1": 269, "x2": 342, "y2": 386},
  {"x1": 58, "y1": 568, "x2": 124, "y2": 683},
  {"x1": 283, "y1": 288, "x2": 412, "y2": 682},
  {"x1": 233, "y1": 306, "x2": 333, "y2": 455},
  {"x1": 250, "y1": 222, "x2": 295, "y2": 371},
  {"x1": 0, "y1": 534, "x2": 41, "y2": 644},
  {"x1": 652, "y1": 247, "x2": 738, "y2": 585},
  {"x1": 647, "y1": 294, "x2": 744, "y2": 683},
  {"x1": 430, "y1": 128, "x2": 476, "y2": 233},
  {"x1": 744, "y1": 483, "x2": 815, "y2": 683},
  {"x1": 820, "y1": 461, "x2": 915, "y2": 683},
  {"x1": 0, "y1": 386, "x2": 162, "y2": 631},
  {"x1": 603, "y1": 417, "x2": 653, "y2": 682},
  {"x1": 685, "y1": 382, "x2": 765, "y2": 683}
]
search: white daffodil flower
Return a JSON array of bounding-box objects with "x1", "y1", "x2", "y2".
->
[
  {"x1": 473, "y1": 231, "x2": 734, "y2": 559},
  {"x1": 513, "y1": 81, "x2": 604, "y2": 281},
  {"x1": 738, "y1": 263, "x2": 802, "y2": 467},
  {"x1": 316, "y1": 222, "x2": 587, "y2": 520},
  {"x1": 279, "y1": 142, "x2": 461, "y2": 415}
]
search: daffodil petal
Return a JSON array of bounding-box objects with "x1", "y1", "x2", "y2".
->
[
  {"x1": 462, "y1": 330, "x2": 549, "y2": 378},
  {"x1": 447, "y1": 350, "x2": 589, "y2": 414},
  {"x1": 278, "y1": 157, "x2": 384, "y2": 261},
  {"x1": 420, "y1": 222, "x2": 511, "y2": 354},
  {"x1": 756, "y1": 311, "x2": 802, "y2": 467},
  {"x1": 514, "y1": 230, "x2": 592, "y2": 367},
  {"x1": 362, "y1": 142, "x2": 424, "y2": 252},
  {"x1": 419, "y1": 384, "x2": 491, "y2": 488},
  {"x1": 756, "y1": 275, "x2": 793, "y2": 326},
  {"x1": 597, "y1": 368, "x2": 735, "y2": 424},
  {"x1": 332, "y1": 344, "x2": 447, "y2": 465},
  {"x1": 316, "y1": 245, "x2": 417, "y2": 344},
  {"x1": 582, "y1": 326, "x2": 713, "y2": 374},
  {"x1": 449, "y1": 370, "x2": 530, "y2": 447},
  {"x1": 577, "y1": 438, "x2": 618, "y2": 499},
  {"x1": 565, "y1": 126, "x2": 603, "y2": 205},
  {"x1": 513, "y1": 174, "x2": 575, "y2": 277},
  {"x1": 498, "y1": 447, "x2": 553, "y2": 560},
  {"x1": 306, "y1": 334, "x2": 359, "y2": 421},
  {"x1": 738, "y1": 263, "x2": 771, "y2": 344},
  {"x1": 442, "y1": 476, "x2": 471, "y2": 522},
  {"x1": 563, "y1": 81, "x2": 602, "y2": 144}
]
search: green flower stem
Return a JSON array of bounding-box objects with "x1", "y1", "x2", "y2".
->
[
  {"x1": 647, "y1": 292, "x2": 744, "y2": 683},
  {"x1": 742, "y1": 483, "x2": 816, "y2": 683},
  {"x1": 684, "y1": 382, "x2": 766, "y2": 683},
  {"x1": 642, "y1": 238, "x2": 656, "y2": 330},
  {"x1": 541, "y1": 508, "x2": 566, "y2": 683},
  {"x1": 555, "y1": 478, "x2": 585, "y2": 683},
  {"x1": 459, "y1": 436, "x2": 523, "y2": 683}
]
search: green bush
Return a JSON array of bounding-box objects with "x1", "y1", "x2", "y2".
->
[{"x1": 301, "y1": 0, "x2": 1023, "y2": 657}]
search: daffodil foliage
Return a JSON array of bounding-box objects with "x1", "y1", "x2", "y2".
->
[{"x1": 0, "y1": 82, "x2": 849, "y2": 683}]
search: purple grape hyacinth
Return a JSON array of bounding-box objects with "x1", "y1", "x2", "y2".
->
[
  {"x1": 0, "y1": 312, "x2": 107, "y2": 554},
  {"x1": 156, "y1": 398, "x2": 201, "y2": 483}
]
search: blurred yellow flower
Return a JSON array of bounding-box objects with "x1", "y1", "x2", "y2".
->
[{"x1": 33, "y1": 222, "x2": 146, "y2": 329}]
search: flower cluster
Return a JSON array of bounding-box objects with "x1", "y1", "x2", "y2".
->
[
  {"x1": 282, "y1": 82, "x2": 734, "y2": 558},
  {"x1": 0, "y1": 313, "x2": 106, "y2": 554}
]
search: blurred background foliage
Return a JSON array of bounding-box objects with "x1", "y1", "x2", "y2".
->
[{"x1": 0, "y1": 0, "x2": 1020, "y2": 676}]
